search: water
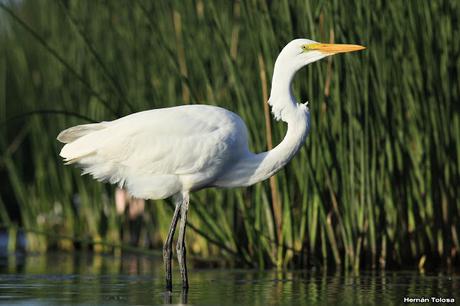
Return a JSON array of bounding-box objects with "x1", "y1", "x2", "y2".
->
[{"x1": 0, "y1": 253, "x2": 458, "y2": 305}]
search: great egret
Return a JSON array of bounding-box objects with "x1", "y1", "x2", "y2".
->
[{"x1": 57, "y1": 38, "x2": 365, "y2": 289}]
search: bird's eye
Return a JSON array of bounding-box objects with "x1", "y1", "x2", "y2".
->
[{"x1": 301, "y1": 45, "x2": 309, "y2": 52}]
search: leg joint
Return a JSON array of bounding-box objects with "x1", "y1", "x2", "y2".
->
[
  {"x1": 163, "y1": 244, "x2": 172, "y2": 258},
  {"x1": 176, "y1": 242, "x2": 186, "y2": 255}
]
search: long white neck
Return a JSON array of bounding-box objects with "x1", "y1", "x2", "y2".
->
[{"x1": 215, "y1": 59, "x2": 310, "y2": 187}]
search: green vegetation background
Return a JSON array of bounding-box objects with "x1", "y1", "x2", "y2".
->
[{"x1": 0, "y1": 0, "x2": 458, "y2": 269}]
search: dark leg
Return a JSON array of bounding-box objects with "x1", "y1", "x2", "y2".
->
[
  {"x1": 163, "y1": 199, "x2": 181, "y2": 290},
  {"x1": 176, "y1": 193, "x2": 189, "y2": 289}
]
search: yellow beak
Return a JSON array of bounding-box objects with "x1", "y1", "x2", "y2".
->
[{"x1": 307, "y1": 43, "x2": 366, "y2": 54}]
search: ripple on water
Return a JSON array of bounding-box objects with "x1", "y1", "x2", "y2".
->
[{"x1": 0, "y1": 254, "x2": 458, "y2": 305}]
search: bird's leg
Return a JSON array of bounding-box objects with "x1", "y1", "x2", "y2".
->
[
  {"x1": 163, "y1": 198, "x2": 181, "y2": 290},
  {"x1": 176, "y1": 192, "x2": 189, "y2": 289}
]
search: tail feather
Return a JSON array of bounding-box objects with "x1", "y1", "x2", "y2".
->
[
  {"x1": 57, "y1": 122, "x2": 108, "y2": 143},
  {"x1": 58, "y1": 122, "x2": 110, "y2": 163}
]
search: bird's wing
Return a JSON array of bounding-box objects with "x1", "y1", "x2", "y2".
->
[{"x1": 59, "y1": 105, "x2": 247, "y2": 197}]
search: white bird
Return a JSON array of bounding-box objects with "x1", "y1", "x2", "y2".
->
[{"x1": 57, "y1": 38, "x2": 365, "y2": 289}]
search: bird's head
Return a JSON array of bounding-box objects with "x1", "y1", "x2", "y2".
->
[{"x1": 276, "y1": 38, "x2": 366, "y2": 71}]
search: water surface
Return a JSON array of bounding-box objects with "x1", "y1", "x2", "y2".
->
[{"x1": 0, "y1": 253, "x2": 458, "y2": 305}]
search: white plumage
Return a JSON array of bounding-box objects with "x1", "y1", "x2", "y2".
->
[
  {"x1": 57, "y1": 38, "x2": 365, "y2": 289},
  {"x1": 59, "y1": 105, "x2": 249, "y2": 199}
]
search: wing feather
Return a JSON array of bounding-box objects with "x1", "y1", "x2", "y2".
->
[{"x1": 58, "y1": 105, "x2": 248, "y2": 198}]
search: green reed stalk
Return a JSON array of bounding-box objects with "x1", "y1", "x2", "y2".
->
[{"x1": 0, "y1": 0, "x2": 457, "y2": 269}]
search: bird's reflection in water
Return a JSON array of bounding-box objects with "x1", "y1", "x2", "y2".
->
[
  {"x1": 163, "y1": 291, "x2": 171, "y2": 304},
  {"x1": 163, "y1": 288, "x2": 188, "y2": 304},
  {"x1": 181, "y1": 288, "x2": 189, "y2": 304}
]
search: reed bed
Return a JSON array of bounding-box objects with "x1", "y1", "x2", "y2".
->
[{"x1": 0, "y1": 0, "x2": 458, "y2": 269}]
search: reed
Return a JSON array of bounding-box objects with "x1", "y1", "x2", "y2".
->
[{"x1": 0, "y1": 0, "x2": 458, "y2": 269}]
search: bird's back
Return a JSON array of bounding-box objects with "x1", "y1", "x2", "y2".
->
[{"x1": 58, "y1": 105, "x2": 249, "y2": 199}]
